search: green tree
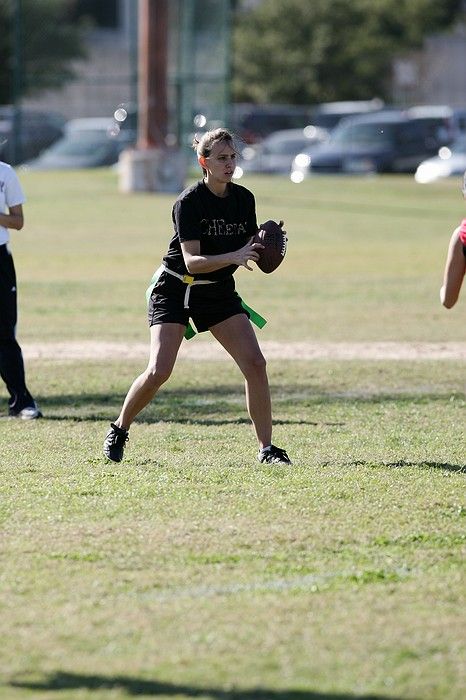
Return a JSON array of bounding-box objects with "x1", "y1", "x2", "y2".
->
[
  {"x1": 232, "y1": 0, "x2": 462, "y2": 104},
  {"x1": 0, "y1": 0, "x2": 86, "y2": 104}
]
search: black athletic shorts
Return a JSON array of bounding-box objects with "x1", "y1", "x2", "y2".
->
[{"x1": 147, "y1": 270, "x2": 248, "y2": 332}]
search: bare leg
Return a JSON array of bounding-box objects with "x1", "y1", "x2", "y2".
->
[
  {"x1": 209, "y1": 314, "x2": 272, "y2": 448},
  {"x1": 115, "y1": 323, "x2": 185, "y2": 430},
  {"x1": 440, "y1": 228, "x2": 466, "y2": 308}
]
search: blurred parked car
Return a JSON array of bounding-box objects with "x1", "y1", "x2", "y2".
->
[
  {"x1": 232, "y1": 103, "x2": 314, "y2": 144},
  {"x1": 405, "y1": 105, "x2": 458, "y2": 144},
  {"x1": 415, "y1": 134, "x2": 466, "y2": 183},
  {"x1": 309, "y1": 99, "x2": 385, "y2": 133},
  {"x1": 452, "y1": 107, "x2": 466, "y2": 135},
  {"x1": 0, "y1": 106, "x2": 65, "y2": 164},
  {"x1": 25, "y1": 117, "x2": 136, "y2": 170},
  {"x1": 290, "y1": 109, "x2": 456, "y2": 180},
  {"x1": 237, "y1": 126, "x2": 327, "y2": 176}
]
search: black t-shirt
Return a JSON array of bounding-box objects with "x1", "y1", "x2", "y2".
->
[{"x1": 163, "y1": 180, "x2": 258, "y2": 281}]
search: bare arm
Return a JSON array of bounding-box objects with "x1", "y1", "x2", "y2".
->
[
  {"x1": 181, "y1": 238, "x2": 263, "y2": 274},
  {"x1": 440, "y1": 227, "x2": 466, "y2": 308},
  {"x1": 0, "y1": 203, "x2": 24, "y2": 230}
]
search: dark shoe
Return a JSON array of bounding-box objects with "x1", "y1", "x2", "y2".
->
[
  {"x1": 258, "y1": 444, "x2": 292, "y2": 465},
  {"x1": 9, "y1": 404, "x2": 42, "y2": 420},
  {"x1": 103, "y1": 423, "x2": 129, "y2": 462}
]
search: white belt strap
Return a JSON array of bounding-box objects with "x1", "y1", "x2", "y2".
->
[{"x1": 162, "y1": 264, "x2": 217, "y2": 308}]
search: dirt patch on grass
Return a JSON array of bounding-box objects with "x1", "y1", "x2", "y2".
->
[{"x1": 23, "y1": 340, "x2": 466, "y2": 361}]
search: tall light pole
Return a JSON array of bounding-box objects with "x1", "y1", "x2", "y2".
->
[
  {"x1": 119, "y1": 0, "x2": 185, "y2": 193},
  {"x1": 137, "y1": 0, "x2": 168, "y2": 149}
]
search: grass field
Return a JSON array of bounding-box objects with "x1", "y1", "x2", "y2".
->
[
  {"x1": 0, "y1": 170, "x2": 465, "y2": 699},
  {"x1": 9, "y1": 168, "x2": 466, "y2": 342}
]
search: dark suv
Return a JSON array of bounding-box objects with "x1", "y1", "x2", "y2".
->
[
  {"x1": 232, "y1": 103, "x2": 314, "y2": 144},
  {"x1": 309, "y1": 99, "x2": 385, "y2": 132},
  {"x1": 290, "y1": 108, "x2": 457, "y2": 178}
]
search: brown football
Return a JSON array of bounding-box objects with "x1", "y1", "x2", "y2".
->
[{"x1": 254, "y1": 220, "x2": 287, "y2": 273}]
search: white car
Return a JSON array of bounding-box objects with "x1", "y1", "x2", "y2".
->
[
  {"x1": 415, "y1": 135, "x2": 466, "y2": 184},
  {"x1": 24, "y1": 117, "x2": 136, "y2": 170}
]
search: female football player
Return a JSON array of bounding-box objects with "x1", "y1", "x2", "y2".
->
[{"x1": 103, "y1": 128, "x2": 291, "y2": 465}]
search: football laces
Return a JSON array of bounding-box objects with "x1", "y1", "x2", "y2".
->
[{"x1": 281, "y1": 234, "x2": 287, "y2": 257}]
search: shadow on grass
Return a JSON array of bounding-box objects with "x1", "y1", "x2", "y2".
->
[
  {"x1": 346, "y1": 460, "x2": 465, "y2": 474},
  {"x1": 9, "y1": 672, "x2": 406, "y2": 699},
  {"x1": 19, "y1": 380, "x2": 464, "y2": 425},
  {"x1": 27, "y1": 384, "x2": 337, "y2": 426},
  {"x1": 30, "y1": 401, "x2": 321, "y2": 427}
]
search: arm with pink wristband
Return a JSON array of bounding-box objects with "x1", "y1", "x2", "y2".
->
[
  {"x1": 459, "y1": 220, "x2": 466, "y2": 246},
  {"x1": 440, "y1": 221, "x2": 466, "y2": 308}
]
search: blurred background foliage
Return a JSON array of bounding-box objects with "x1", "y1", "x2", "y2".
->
[
  {"x1": 0, "y1": 0, "x2": 85, "y2": 104},
  {"x1": 0, "y1": 0, "x2": 464, "y2": 107},
  {"x1": 232, "y1": 0, "x2": 463, "y2": 103}
]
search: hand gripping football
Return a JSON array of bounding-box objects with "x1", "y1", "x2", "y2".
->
[{"x1": 254, "y1": 220, "x2": 287, "y2": 273}]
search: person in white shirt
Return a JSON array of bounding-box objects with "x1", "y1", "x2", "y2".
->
[{"x1": 0, "y1": 161, "x2": 41, "y2": 419}]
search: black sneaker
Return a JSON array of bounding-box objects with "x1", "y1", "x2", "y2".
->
[
  {"x1": 103, "y1": 423, "x2": 129, "y2": 462},
  {"x1": 258, "y1": 445, "x2": 292, "y2": 465},
  {"x1": 9, "y1": 404, "x2": 43, "y2": 420}
]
